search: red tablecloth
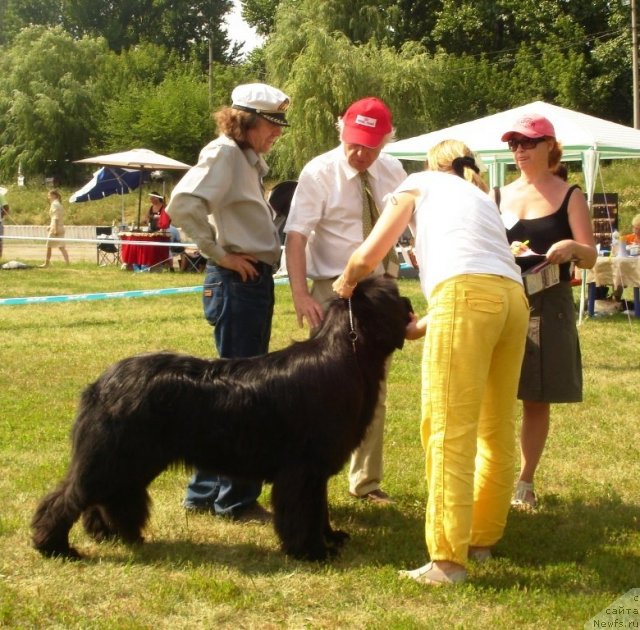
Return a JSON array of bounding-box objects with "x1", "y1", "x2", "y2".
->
[{"x1": 120, "y1": 232, "x2": 171, "y2": 267}]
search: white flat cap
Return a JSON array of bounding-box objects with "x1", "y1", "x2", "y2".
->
[{"x1": 231, "y1": 83, "x2": 290, "y2": 127}]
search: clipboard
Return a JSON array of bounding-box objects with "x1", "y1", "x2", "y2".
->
[{"x1": 520, "y1": 257, "x2": 560, "y2": 295}]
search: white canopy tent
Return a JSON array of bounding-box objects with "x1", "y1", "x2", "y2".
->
[
  {"x1": 384, "y1": 101, "x2": 640, "y2": 321},
  {"x1": 384, "y1": 100, "x2": 640, "y2": 210}
]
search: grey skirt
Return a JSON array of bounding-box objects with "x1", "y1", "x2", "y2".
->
[{"x1": 518, "y1": 281, "x2": 582, "y2": 403}]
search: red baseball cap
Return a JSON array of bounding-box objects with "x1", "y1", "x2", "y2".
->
[
  {"x1": 501, "y1": 113, "x2": 555, "y2": 141},
  {"x1": 341, "y1": 97, "x2": 393, "y2": 148}
]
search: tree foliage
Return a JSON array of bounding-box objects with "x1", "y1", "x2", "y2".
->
[
  {"x1": 102, "y1": 61, "x2": 257, "y2": 165},
  {"x1": 0, "y1": 26, "x2": 107, "y2": 180},
  {"x1": 0, "y1": 0, "x2": 64, "y2": 46},
  {"x1": 0, "y1": 0, "x2": 240, "y2": 67},
  {"x1": 266, "y1": 20, "x2": 433, "y2": 175},
  {"x1": 0, "y1": 0, "x2": 636, "y2": 183},
  {"x1": 241, "y1": 0, "x2": 281, "y2": 37}
]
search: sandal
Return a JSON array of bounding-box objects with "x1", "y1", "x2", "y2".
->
[
  {"x1": 511, "y1": 480, "x2": 537, "y2": 510},
  {"x1": 399, "y1": 562, "x2": 466, "y2": 586}
]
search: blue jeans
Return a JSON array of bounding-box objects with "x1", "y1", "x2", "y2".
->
[{"x1": 184, "y1": 262, "x2": 274, "y2": 516}]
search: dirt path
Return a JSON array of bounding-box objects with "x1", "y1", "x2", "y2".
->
[{"x1": 2, "y1": 241, "x2": 96, "y2": 264}]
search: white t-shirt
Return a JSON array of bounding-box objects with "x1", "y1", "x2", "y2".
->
[
  {"x1": 397, "y1": 171, "x2": 522, "y2": 300},
  {"x1": 285, "y1": 146, "x2": 406, "y2": 279}
]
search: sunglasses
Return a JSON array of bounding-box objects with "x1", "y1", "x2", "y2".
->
[{"x1": 507, "y1": 137, "x2": 547, "y2": 151}]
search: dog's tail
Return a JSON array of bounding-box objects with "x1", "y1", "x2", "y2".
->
[{"x1": 31, "y1": 480, "x2": 82, "y2": 559}]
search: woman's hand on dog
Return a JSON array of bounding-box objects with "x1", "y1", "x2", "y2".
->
[
  {"x1": 333, "y1": 274, "x2": 357, "y2": 298},
  {"x1": 405, "y1": 313, "x2": 426, "y2": 340}
]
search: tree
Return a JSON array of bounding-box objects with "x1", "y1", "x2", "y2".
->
[
  {"x1": 61, "y1": 0, "x2": 239, "y2": 64},
  {"x1": 0, "y1": 0, "x2": 63, "y2": 46},
  {"x1": 386, "y1": 0, "x2": 441, "y2": 50},
  {"x1": 0, "y1": 0, "x2": 240, "y2": 68},
  {"x1": 0, "y1": 26, "x2": 107, "y2": 181},
  {"x1": 265, "y1": 20, "x2": 434, "y2": 177},
  {"x1": 102, "y1": 62, "x2": 258, "y2": 165},
  {"x1": 241, "y1": 0, "x2": 280, "y2": 38}
]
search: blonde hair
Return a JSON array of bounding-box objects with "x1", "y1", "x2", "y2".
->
[
  {"x1": 425, "y1": 139, "x2": 488, "y2": 192},
  {"x1": 631, "y1": 213, "x2": 640, "y2": 228},
  {"x1": 48, "y1": 189, "x2": 61, "y2": 200}
]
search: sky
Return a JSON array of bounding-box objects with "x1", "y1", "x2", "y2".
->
[{"x1": 223, "y1": 0, "x2": 264, "y2": 57}]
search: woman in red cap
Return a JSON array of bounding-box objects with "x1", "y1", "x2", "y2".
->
[{"x1": 492, "y1": 113, "x2": 597, "y2": 510}]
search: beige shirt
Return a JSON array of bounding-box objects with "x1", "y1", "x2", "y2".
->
[
  {"x1": 167, "y1": 135, "x2": 281, "y2": 265},
  {"x1": 48, "y1": 199, "x2": 65, "y2": 235}
]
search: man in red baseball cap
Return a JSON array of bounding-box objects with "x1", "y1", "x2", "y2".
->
[
  {"x1": 341, "y1": 97, "x2": 394, "y2": 148},
  {"x1": 284, "y1": 96, "x2": 407, "y2": 505}
]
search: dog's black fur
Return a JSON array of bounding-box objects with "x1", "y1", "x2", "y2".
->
[{"x1": 32, "y1": 276, "x2": 412, "y2": 561}]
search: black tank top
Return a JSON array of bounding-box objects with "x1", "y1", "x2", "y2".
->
[{"x1": 499, "y1": 184, "x2": 579, "y2": 281}]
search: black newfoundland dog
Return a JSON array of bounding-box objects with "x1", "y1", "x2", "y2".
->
[{"x1": 32, "y1": 276, "x2": 412, "y2": 561}]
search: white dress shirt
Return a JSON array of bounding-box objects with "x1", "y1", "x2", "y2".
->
[{"x1": 284, "y1": 146, "x2": 406, "y2": 279}]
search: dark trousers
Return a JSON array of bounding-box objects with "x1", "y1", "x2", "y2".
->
[{"x1": 184, "y1": 262, "x2": 274, "y2": 516}]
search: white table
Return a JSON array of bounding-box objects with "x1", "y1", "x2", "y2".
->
[{"x1": 586, "y1": 256, "x2": 640, "y2": 316}]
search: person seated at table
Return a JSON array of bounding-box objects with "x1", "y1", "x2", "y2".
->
[
  {"x1": 623, "y1": 213, "x2": 640, "y2": 248},
  {"x1": 147, "y1": 192, "x2": 171, "y2": 231}
]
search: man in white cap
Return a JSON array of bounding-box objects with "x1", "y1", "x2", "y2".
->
[
  {"x1": 167, "y1": 82, "x2": 290, "y2": 522},
  {"x1": 284, "y1": 97, "x2": 407, "y2": 504}
]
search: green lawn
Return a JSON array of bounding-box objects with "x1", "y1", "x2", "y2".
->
[{"x1": 0, "y1": 265, "x2": 638, "y2": 629}]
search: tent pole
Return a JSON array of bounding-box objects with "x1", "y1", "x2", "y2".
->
[{"x1": 633, "y1": 0, "x2": 639, "y2": 128}]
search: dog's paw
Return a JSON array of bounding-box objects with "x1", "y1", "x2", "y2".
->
[
  {"x1": 286, "y1": 544, "x2": 330, "y2": 562},
  {"x1": 35, "y1": 544, "x2": 82, "y2": 561},
  {"x1": 325, "y1": 529, "x2": 350, "y2": 547}
]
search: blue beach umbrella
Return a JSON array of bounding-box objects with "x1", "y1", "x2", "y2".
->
[
  {"x1": 70, "y1": 166, "x2": 147, "y2": 203},
  {"x1": 73, "y1": 149, "x2": 191, "y2": 228}
]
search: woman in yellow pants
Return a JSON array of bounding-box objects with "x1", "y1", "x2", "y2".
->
[{"x1": 334, "y1": 139, "x2": 529, "y2": 585}]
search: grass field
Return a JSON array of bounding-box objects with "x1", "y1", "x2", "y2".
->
[{"x1": 0, "y1": 266, "x2": 639, "y2": 629}]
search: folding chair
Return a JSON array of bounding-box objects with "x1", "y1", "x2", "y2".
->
[
  {"x1": 179, "y1": 248, "x2": 206, "y2": 272},
  {"x1": 96, "y1": 226, "x2": 120, "y2": 266}
]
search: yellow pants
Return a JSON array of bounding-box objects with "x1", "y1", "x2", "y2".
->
[{"x1": 421, "y1": 274, "x2": 529, "y2": 566}]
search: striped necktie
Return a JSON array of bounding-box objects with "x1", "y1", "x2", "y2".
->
[{"x1": 360, "y1": 171, "x2": 399, "y2": 277}]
